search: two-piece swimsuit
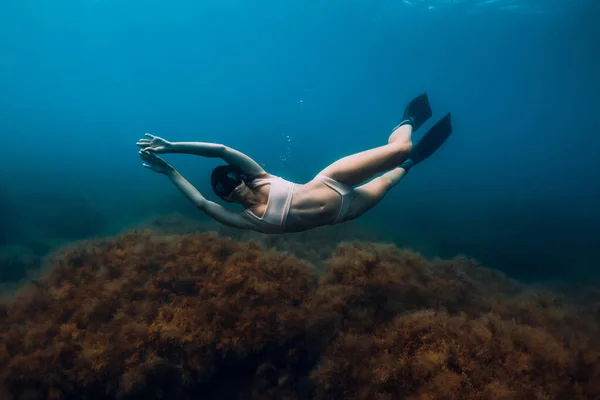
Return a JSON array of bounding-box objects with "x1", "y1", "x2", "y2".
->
[{"x1": 243, "y1": 175, "x2": 353, "y2": 233}]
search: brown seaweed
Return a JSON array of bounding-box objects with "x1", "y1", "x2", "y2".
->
[{"x1": 1, "y1": 231, "x2": 599, "y2": 399}]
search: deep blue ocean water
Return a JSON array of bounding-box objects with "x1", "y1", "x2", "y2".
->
[{"x1": 0, "y1": 0, "x2": 599, "y2": 284}]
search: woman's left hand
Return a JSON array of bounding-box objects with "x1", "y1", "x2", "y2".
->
[
  {"x1": 136, "y1": 133, "x2": 173, "y2": 154},
  {"x1": 139, "y1": 150, "x2": 174, "y2": 175}
]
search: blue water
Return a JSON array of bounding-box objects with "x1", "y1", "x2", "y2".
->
[{"x1": 0, "y1": 0, "x2": 599, "y2": 283}]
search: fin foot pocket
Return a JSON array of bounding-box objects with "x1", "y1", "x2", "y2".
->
[{"x1": 395, "y1": 93, "x2": 433, "y2": 131}]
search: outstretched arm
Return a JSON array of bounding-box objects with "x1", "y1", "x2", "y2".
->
[
  {"x1": 139, "y1": 150, "x2": 255, "y2": 230},
  {"x1": 173, "y1": 142, "x2": 266, "y2": 178},
  {"x1": 167, "y1": 168, "x2": 255, "y2": 230},
  {"x1": 136, "y1": 134, "x2": 267, "y2": 178}
]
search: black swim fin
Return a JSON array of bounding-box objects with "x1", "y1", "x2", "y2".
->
[
  {"x1": 395, "y1": 93, "x2": 433, "y2": 132},
  {"x1": 399, "y1": 113, "x2": 452, "y2": 173},
  {"x1": 410, "y1": 112, "x2": 452, "y2": 165}
]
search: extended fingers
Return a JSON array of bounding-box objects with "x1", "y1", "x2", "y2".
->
[
  {"x1": 136, "y1": 141, "x2": 163, "y2": 154},
  {"x1": 140, "y1": 152, "x2": 158, "y2": 171},
  {"x1": 136, "y1": 136, "x2": 151, "y2": 144},
  {"x1": 139, "y1": 149, "x2": 164, "y2": 163},
  {"x1": 139, "y1": 149, "x2": 153, "y2": 160}
]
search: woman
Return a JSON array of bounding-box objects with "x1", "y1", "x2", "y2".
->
[{"x1": 137, "y1": 93, "x2": 452, "y2": 234}]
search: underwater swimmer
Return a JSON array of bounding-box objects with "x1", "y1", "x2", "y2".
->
[{"x1": 137, "y1": 93, "x2": 452, "y2": 234}]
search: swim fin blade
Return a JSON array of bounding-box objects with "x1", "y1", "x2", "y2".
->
[
  {"x1": 397, "y1": 93, "x2": 433, "y2": 132},
  {"x1": 411, "y1": 112, "x2": 452, "y2": 164}
]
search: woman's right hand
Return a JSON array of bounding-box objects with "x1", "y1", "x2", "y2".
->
[
  {"x1": 139, "y1": 150, "x2": 174, "y2": 175},
  {"x1": 136, "y1": 133, "x2": 173, "y2": 154}
]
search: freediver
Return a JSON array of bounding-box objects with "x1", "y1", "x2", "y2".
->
[{"x1": 137, "y1": 93, "x2": 452, "y2": 234}]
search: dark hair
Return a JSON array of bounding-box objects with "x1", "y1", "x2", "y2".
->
[{"x1": 211, "y1": 165, "x2": 249, "y2": 199}]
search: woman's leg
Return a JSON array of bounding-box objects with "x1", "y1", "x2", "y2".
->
[
  {"x1": 316, "y1": 124, "x2": 413, "y2": 187},
  {"x1": 341, "y1": 113, "x2": 454, "y2": 222},
  {"x1": 342, "y1": 167, "x2": 408, "y2": 221}
]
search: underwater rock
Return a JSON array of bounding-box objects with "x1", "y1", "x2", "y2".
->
[{"x1": 1, "y1": 231, "x2": 600, "y2": 399}]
